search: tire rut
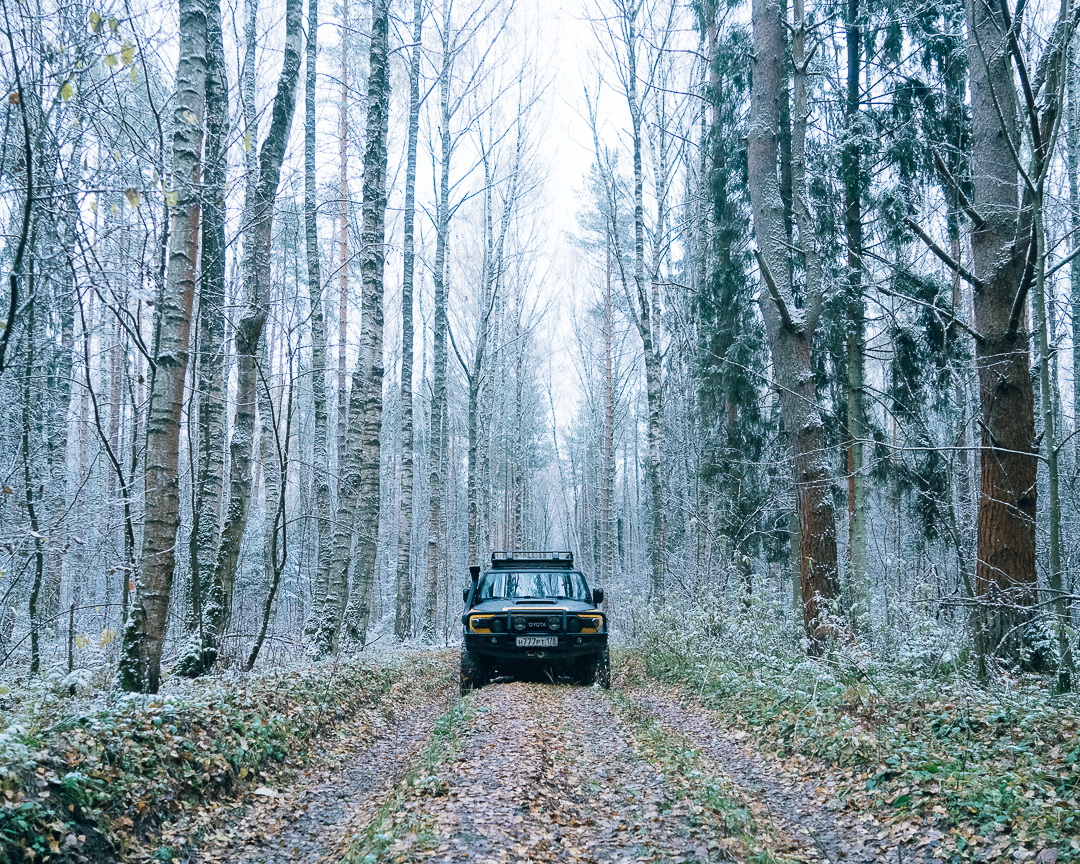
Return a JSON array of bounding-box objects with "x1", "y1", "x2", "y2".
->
[
  {"x1": 158, "y1": 683, "x2": 453, "y2": 864},
  {"x1": 627, "y1": 686, "x2": 941, "y2": 864},
  {"x1": 351, "y1": 682, "x2": 747, "y2": 863}
]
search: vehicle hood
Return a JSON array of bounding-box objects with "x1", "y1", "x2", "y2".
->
[{"x1": 469, "y1": 598, "x2": 597, "y2": 614}]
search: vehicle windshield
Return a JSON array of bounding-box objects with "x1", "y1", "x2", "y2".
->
[{"x1": 477, "y1": 569, "x2": 591, "y2": 602}]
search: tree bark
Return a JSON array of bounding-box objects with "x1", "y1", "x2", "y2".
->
[
  {"x1": 304, "y1": 0, "x2": 333, "y2": 635},
  {"x1": 395, "y1": 0, "x2": 422, "y2": 642},
  {"x1": 747, "y1": 0, "x2": 840, "y2": 655},
  {"x1": 336, "y1": 0, "x2": 351, "y2": 466},
  {"x1": 842, "y1": 0, "x2": 868, "y2": 631},
  {"x1": 120, "y1": 0, "x2": 208, "y2": 692},
  {"x1": 423, "y1": 5, "x2": 453, "y2": 642},
  {"x1": 176, "y1": 0, "x2": 302, "y2": 677},
  {"x1": 619, "y1": 2, "x2": 666, "y2": 599},
  {"x1": 183, "y1": 0, "x2": 228, "y2": 667},
  {"x1": 343, "y1": 0, "x2": 390, "y2": 646},
  {"x1": 966, "y1": 0, "x2": 1039, "y2": 671}
]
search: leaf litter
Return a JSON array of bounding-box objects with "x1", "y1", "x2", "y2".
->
[{"x1": 342, "y1": 681, "x2": 801, "y2": 864}]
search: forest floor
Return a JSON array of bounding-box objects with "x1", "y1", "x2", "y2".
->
[
  {"x1": 145, "y1": 674, "x2": 951, "y2": 864},
  {"x1": 6, "y1": 649, "x2": 1074, "y2": 863}
]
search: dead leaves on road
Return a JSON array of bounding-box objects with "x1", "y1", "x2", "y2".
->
[{"x1": 343, "y1": 682, "x2": 800, "y2": 864}]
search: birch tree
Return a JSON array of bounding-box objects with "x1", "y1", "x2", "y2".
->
[
  {"x1": 120, "y1": 0, "x2": 209, "y2": 693},
  {"x1": 176, "y1": 0, "x2": 303, "y2": 677}
]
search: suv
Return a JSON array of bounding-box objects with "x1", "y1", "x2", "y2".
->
[{"x1": 460, "y1": 551, "x2": 610, "y2": 694}]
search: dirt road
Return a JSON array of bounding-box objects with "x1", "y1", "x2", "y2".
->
[{"x1": 174, "y1": 679, "x2": 937, "y2": 864}]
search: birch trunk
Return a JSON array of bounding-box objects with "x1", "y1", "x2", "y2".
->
[
  {"x1": 622, "y1": 7, "x2": 666, "y2": 599},
  {"x1": 343, "y1": 0, "x2": 390, "y2": 646},
  {"x1": 395, "y1": 0, "x2": 422, "y2": 642},
  {"x1": 183, "y1": 0, "x2": 228, "y2": 666},
  {"x1": 120, "y1": 0, "x2": 208, "y2": 692},
  {"x1": 336, "y1": 0, "x2": 351, "y2": 465},
  {"x1": 423, "y1": 12, "x2": 453, "y2": 642},
  {"x1": 601, "y1": 245, "x2": 616, "y2": 590},
  {"x1": 304, "y1": 0, "x2": 333, "y2": 633},
  {"x1": 179, "y1": 0, "x2": 302, "y2": 676}
]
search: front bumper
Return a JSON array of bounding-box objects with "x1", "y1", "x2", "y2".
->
[{"x1": 464, "y1": 631, "x2": 607, "y2": 661}]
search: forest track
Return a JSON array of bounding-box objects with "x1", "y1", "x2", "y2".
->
[
  {"x1": 163, "y1": 673, "x2": 942, "y2": 864},
  {"x1": 342, "y1": 680, "x2": 799, "y2": 863}
]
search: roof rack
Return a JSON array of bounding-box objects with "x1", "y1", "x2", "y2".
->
[{"x1": 489, "y1": 550, "x2": 574, "y2": 568}]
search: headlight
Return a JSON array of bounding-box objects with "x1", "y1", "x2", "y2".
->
[
  {"x1": 547, "y1": 615, "x2": 561, "y2": 631},
  {"x1": 490, "y1": 617, "x2": 505, "y2": 633},
  {"x1": 513, "y1": 616, "x2": 526, "y2": 631},
  {"x1": 567, "y1": 617, "x2": 582, "y2": 633},
  {"x1": 470, "y1": 617, "x2": 492, "y2": 631}
]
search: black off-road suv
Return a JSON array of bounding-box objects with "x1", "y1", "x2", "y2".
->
[{"x1": 459, "y1": 551, "x2": 610, "y2": 694}]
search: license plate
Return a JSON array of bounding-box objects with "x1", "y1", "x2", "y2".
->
[{"x1": 516, "y1": 636, "x2": 558, "y2": 647}]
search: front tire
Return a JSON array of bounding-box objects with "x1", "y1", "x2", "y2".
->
[
  {"x1": 596, "y1": 645, "x2": 611, "y2": 689},
  {"x1": 576, "y1": 646, "x2": 611, "y2": 688},
  {"x1": 460, "y1": 648, "x2": 487, "y2": 695}
]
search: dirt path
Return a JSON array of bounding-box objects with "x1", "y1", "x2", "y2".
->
[
  {"x1": 627, "y1": 686, "x2": 941, "y2": 864},
  {"x1": 166, "y1": 676, "x2": 941, "y2": 864},
  {"x1": 345, "y1": 682, "x2": 792, "y2": 863}
]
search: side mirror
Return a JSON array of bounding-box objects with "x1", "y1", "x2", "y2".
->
[
  {"x1": 592, "y1": 587, "x2": 604, "y2": 606},
  {"x1": 462, "y1": 586, "x2": 470, "y2": 605}
]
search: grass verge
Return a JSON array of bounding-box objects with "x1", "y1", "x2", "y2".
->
[
  {"x1": 0, "y1": 654, "x2": 451, "y2": 864},
  {"x1": 609, "y1": 689, "x2": 804, "y2": 864}
]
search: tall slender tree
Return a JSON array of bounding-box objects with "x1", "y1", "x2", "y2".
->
[
  {"x1": 176, "y1": 0, "x2": 303, "y2": 676},
  {"x1": 395, "y1": 0, "x2": 423, "y2": 642},
  {"x1": 120, "y1": 0, "x2": 210, "y2": 693}
]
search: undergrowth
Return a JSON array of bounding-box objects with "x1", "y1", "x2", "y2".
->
[
  {"x1": 0, "y1": 654, "x2": 450, "y2": 863},
  {"x1": 628, "y1": 598, "x2": 1080, "y2": 864}
]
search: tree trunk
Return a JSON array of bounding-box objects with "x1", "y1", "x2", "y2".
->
[
  {"x1": 395, "y1": 0, "x2": 422, "y2": 642},
  {"x1": 747, "y1": 0, "x2": 840, "y2": 655},
  {"x1": 343, "y1": 0, "x2": 390, "y2": 646},
  {"x1": 24, "y1": 294, "x2": 45, "y2": 675},
  {"x1": 304, "y1": 0, "x2": 333, "y2": 635},
  {"x1": 247, "y1": 342, "x2": 290, "y2": 670},
  {"x1": 423, "y1": 10, "x2": 453, "y2": 642},
  {"x1": 120, "y1": 0, "x2": 208, "y2": 693},
  {"x1": 842, "y1": 0, "x2": 868, "y2": 631},
  {"x1": 336, "y1": 0, "x2": 351, "y2": 466},
  {"x1": 966, "y1": 0, "x2": 1039, "y2": 671},
  {"x1": 183, "y1": 0, "x2": 228, "y2": 667},
  {"x1": 622, "y1": 7, "x2": 665, "y2": 599},
  {"x1": 601, "y1": 244, "x2": 616, "y2": 590},
  {"x1": 1071, "y1": 39, "x2": 1080, "y2": 471}
]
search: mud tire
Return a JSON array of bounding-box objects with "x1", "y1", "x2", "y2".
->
[{"x1": 460, "y1": 648, "x2": 487, "y2": 695}]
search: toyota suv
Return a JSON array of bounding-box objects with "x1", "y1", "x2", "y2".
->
[{"x1": 460, "y1": 551, "x2": 610, "y2": 693}]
